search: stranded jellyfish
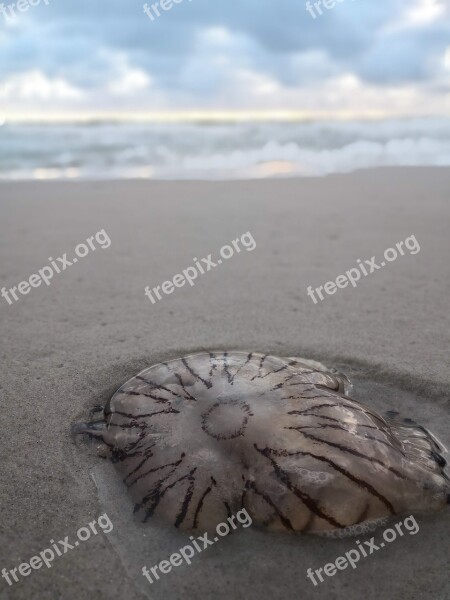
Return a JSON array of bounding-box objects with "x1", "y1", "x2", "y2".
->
[{"x1": 74, "y1": 353, "x2": 449, "y2": 535}]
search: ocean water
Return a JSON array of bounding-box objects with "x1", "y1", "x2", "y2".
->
[{"x1": 1, "y1": 118, "x2": 450, "y2": 180}]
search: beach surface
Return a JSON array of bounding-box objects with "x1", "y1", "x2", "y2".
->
[{"x1": 0, "y1": 168, "x2": 449, "y2": 600}]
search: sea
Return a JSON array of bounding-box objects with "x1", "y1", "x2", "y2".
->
[{"x1": 1, "y1": 117, "x2": 450, "y2": 180}]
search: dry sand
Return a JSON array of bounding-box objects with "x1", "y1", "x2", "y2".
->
[{"x1": 0, "y1": 168, "x2": 449, "y2": 600}]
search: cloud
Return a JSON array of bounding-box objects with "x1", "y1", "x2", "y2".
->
[
  {"x1": 0, "y1": 0, "x2": 449, "y2": 116},
  {"x1": 3, "y1": 70, "x2": 84, "y2": 101}
]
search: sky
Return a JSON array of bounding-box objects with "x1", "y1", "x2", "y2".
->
[{"x1": 0, "y1": 0, "x2": 449, "y2": 121}]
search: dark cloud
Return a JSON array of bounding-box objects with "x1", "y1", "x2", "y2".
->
[{"x1": 1, "y1": 0, "x2": 448, "y2": 97}]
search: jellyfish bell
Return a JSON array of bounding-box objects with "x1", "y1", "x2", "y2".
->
[{"x1": 74, "y1": 352, "x2": 449, "y2": 535}]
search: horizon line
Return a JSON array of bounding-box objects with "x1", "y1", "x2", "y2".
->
[{"x1": 1, "y1": 109, "x2": 447, "y2": 125}]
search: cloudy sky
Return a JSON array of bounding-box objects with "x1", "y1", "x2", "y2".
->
[{"x1": 1, "y1": 0, "x2": 449, "y2": 120}]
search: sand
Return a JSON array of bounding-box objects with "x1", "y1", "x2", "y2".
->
[{"x1": 0, "y1": 167, "x2": 449, "y2": 600}]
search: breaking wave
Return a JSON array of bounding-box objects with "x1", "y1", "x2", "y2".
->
[{"x1": 1, "y1": 118, "x2": 449, "y2": 180}]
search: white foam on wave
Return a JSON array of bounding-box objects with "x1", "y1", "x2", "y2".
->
[
  {"x1": 1, "y1": 118, "x2": 450, "y2": 180},
  {"x1": 173, "y1": 137, "x2": 450, "y2": 178}
]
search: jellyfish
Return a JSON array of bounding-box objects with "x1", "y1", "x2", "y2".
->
[{"x1": 74, "y1": 352, "x2": 449, "y2": 535}]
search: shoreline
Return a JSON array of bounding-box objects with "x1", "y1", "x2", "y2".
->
[{"x1": 1, "y1": 164, "x2": 449, "y2": 183}]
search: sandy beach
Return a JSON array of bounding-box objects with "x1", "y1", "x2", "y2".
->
[{"x1": 0, "y1": 167, "x2": 449, "y2": 600}]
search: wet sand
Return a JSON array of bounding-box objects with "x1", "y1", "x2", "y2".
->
[{"x1": 0, "y1": 168, "x2": 449, "y2": 600}]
